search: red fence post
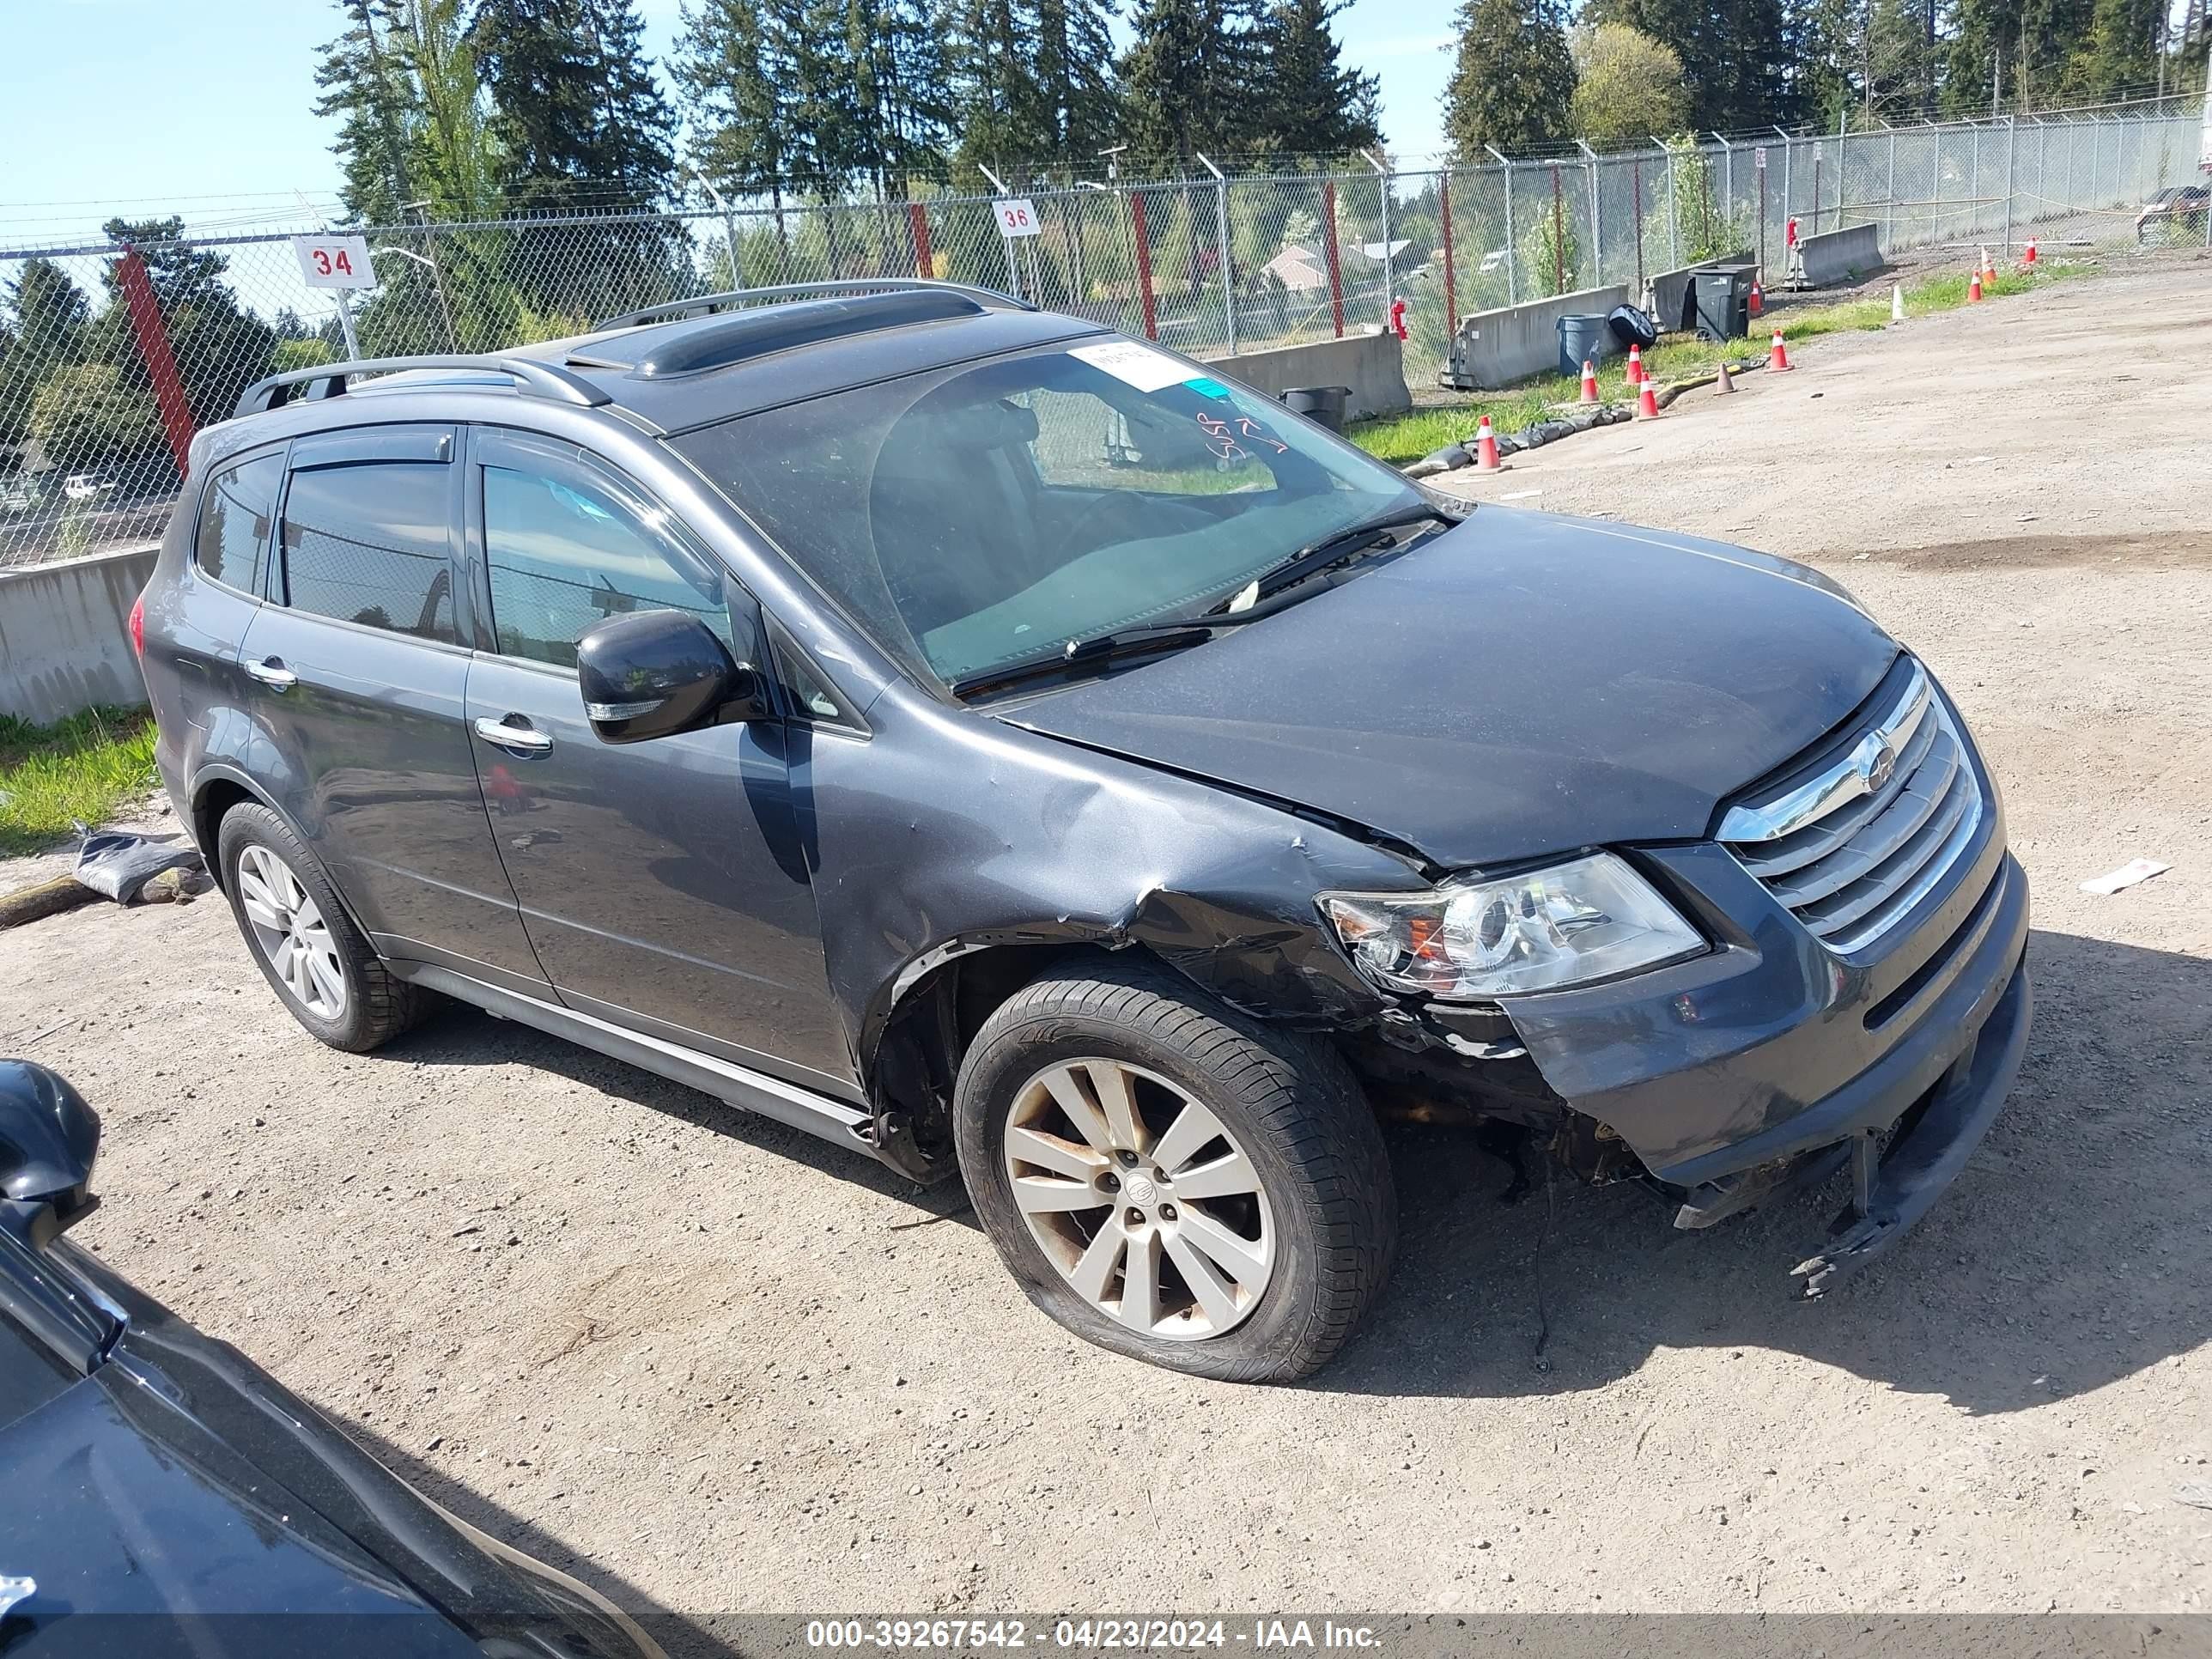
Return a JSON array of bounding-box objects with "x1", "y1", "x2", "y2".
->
[
  {"x1": 907, "y1": 201, "x2": 934, "y2": 279},
  {"x1": 1130, "y1": 191, "x2": 1158, "y2": 341},
  {"x1": 1550, "y1": 166, "x2": 1567, "y2": 295},
  {"x1": 1322, "y1": 179, "x2": 1344, "y2": 337},
  {"x1": 1438, "y1": 172, "x2": 1457, "y2": 328},
  {"x1": 115, "y1": 249, "x2": 195, "y2": 477}
]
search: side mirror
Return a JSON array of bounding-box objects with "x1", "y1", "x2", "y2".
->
[
  {"x1": 574, "y1": 609, "x2": 772, "y2": 744},
  {"x1": 0, "y1": 1060, "x2": 101, "y2": 1250}
]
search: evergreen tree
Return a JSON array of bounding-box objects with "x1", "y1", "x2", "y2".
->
[
  {"x1": 471, "y1": 0, "x2": 678, "y2": 210},
  {"x1": 1443, "y1": 0, "x2": 1576, "y2": 157},
  {"x1": 1250, "y1": 0, "x2": 1382, "y2": 157},
  {"x1": 1121, "y1": 0, "x2": 1268, "y2": 167},
  {"x1": 314, "y1": 0, "x2": 419, "y2": 221},
  {"x1": 1035, "y1": 0, "x2": 1124, "y2": 162},
  {"x1": 96, "y1": 218, "x2": 277, "y2": 441}
]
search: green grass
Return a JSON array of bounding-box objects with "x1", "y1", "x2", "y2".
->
[
  {"x1": 0, "y1": 706, "x2": 159, "y2": 858},
  {"x1": 1347, "y1": 260, "x2": 2077, "y2": 466}
]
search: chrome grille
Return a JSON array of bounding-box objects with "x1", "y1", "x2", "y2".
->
[{"x1": 1718, "y1": 660, "x2": 1985, "y2": 956}]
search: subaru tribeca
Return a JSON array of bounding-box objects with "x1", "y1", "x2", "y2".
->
[{"x1": 135, "y1": 281, "x2": 2030, "y2": 1381}]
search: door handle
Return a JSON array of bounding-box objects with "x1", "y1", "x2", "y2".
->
[
  {"x1": 245, "y1": 658, "x2": 297, "y2": 691},
  {"x1": 473, "y1": 716, "x2": 554, "y2": 757}
]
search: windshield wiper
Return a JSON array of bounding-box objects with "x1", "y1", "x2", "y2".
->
[
  {"x1": 951, "y1": 613, "x2": 1261, "y2": 700},
  {"x1": 1216, "y1": 505, "x2": 1454, "y2": 611}
]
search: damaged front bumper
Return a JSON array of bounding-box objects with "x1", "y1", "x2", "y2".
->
[{"x1": 1497, "y1": 815, "x2": 2031, "y2": 1296}]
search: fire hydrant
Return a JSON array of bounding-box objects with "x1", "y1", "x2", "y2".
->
[{"x1": 1388, "y1": 296, "x2": 1408, "y2": 341}]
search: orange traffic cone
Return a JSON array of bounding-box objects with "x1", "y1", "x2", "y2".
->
[
  {"x1": 1635, "y1": 376, "x2": 1662, "y2": 420},
  {"x1": 1748, "y1": 281, "x2": 1764, "y2": 318},
  {"x1": 1769, "y1": 329, "x2": 1793, "y2": 371},
  {"x1": 1968, "y1": 269, "x2": 1984, "y2": 302},
  {"x1": 1626, "y1": 343, "x2": 1644, "y2": 385},
  {"x1": 1473, "y1": 415, "x2": 1504, "y2": 471},
  {"x1": 2023, "y1": 237, "x2": 2038, "y2": 266},
  {"x1": 1579, "y1": 358, "x2": 1600, "y2": 404}
]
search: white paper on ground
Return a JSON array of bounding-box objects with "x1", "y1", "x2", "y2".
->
[
  {"x1": 1067, "y1": 339, "x2": 1190, "y2": 392},
  {"x1": 2080, "y1": 858, "x2": 2170, "y2": 896}
]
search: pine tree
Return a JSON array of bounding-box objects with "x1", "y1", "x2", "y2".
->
[
  {"x1": 1251, "y1": 0, "x2": 1382, "y2": 158},
  {"x1": 471, "y1": 0, "x2": 678, "y2": 210},
  {"x1": 1121, "y1": 0, "x2": 1267, "y2": 168},
  {"x1": 1035, "y1": 0, "x2": 1123, "y2": 162},
  {"x1": 1443, "y1": 0, "x2": 1576, "y2": 157},
  {"x1": 314, "y1": 0, "x2": 419, "y2": 221},
  {"x1": 1593, "y1": 0, "x2": 1796, "y2": 130}
]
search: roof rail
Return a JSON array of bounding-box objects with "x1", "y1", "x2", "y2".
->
[
  {"x1": 597, "y1": 277, "x2": 1035, "y2": 331},
  {"x1": 234, "y1": 355, "x2": 613, "y2": 419}
]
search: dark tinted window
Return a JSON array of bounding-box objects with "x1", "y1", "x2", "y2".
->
[
  {"x1": 482, "y1": 465, "x2": 734, "y2": 669},
  {"x1": 194, "y1": 453, "x2": 282, "y2": 590},
  {"x1": 279, "y1": 463, "x2": 457, "y2": 642}
]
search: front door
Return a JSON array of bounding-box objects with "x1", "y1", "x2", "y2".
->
[
  {"x1": 242, "y1": 424, "x2": 544, "y2": 990},
  {"x1": 457, "y1": 428, "x2": 854, "y2": 1095}
]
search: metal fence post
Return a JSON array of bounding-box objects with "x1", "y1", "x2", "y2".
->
[
  {"x1": 1576, "y1": 140, "x2": 1601, "y2": 286},
  {"x1": 1322, "y1": 179, "x2": 1344, "y2": 337},
  {"x1": 113, "y1": 249, "x2": 196, "y2": 476},
  {"x1": 1549, "y1": 165, "x2": 1568, "y2": 294},
  {"x1": 2003, "y1": 116, "x2": 2017, "y2": 248},
  {"x1": 1658, "y1": 141, "x2": 1680, "y2": 268},
  {"x1": 1887, "y1": 130, "x2": 1898, "y2": 248},
  {"x1": 1486, "y1": 146, "x2": 1516, "y2": 306},
  {"x1": 1633, "y1": 161, "x2": 1645, "y2": 297},
  {"x1": 1196, "y1": 152, "x2": 1234, "y2": 352},
  {"x1": 1715, "y1": 133, "x2": 1732, "y2": 223},
  {"x1": 1438, "y1": 170, "x2": 1457, "y2": 328},
  {"x1": 975, "y1": 161, "x2": 1024, "y2": 299},
  {"x1": 1362, "y1": 148, "x2": 1394, "y2": 326},
  {"x1": 1778, "y1": 127, "x2": 1792, "y2": 247},
  {"x1": 1129, "y1": 190, "x2": 1158, "y2": 340}
]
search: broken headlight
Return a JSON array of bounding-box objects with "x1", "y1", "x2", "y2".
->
[{"x1": 1321, "y1": 852, "x2": 1704, "y2": 1000}]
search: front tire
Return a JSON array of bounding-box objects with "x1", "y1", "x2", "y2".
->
[
  {"x1": 217, "y1": 804, "x2": 425, "y2": 1054},
  {"x1": 952, "y1": 958, "x2": 1396, "y2": 1382}
]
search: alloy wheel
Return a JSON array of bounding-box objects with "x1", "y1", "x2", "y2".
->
[
  {"x1": 235, "y1": 844, "x2": 349, "y2": 1021},
  {"x1": 1002, "y1": 1058, "x2": 1276, "y2": 1340}
]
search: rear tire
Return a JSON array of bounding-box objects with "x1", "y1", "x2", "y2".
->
[
  {"x1": 952, "y1": 957, "x2": 1395, "y2": 1382},
  {"x1": 217, "y1": 804, "x2": 426, "y2": 1054}
]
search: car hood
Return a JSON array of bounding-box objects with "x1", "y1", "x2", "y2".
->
[{"x1": 998, "y1": 507, "x2": 1899, "y2": 868}]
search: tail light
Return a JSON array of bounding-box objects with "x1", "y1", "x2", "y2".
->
[{"x1": 129, "y1": 593, "x2": 146, "y2": 657}]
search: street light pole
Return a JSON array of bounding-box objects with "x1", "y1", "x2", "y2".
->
[
  {"x1": 370, "y1": 245, "x2": 455, "y2": 351},
  {"x1": 400, "y1": 199, "x2": 460, "y2": 353},
  {"x1": 1196, "y1": 152, "x2": 1235, "y2": 352},
  {"x1": 684, "y1": 163, "x2": 744, "y2": 292}
]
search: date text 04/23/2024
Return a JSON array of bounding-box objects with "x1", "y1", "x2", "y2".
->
[{"x1": 804, "y1": 1620, "x2": 1382, "y2": 1651}]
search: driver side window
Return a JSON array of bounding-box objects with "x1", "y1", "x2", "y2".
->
[{"x1": 481, "y1": 465, "x2": 738, "y2": 669}]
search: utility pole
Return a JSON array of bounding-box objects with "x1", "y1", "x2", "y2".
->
[{"x1": 1993, "y1": 48, "x2": 2002, "y2": 118}]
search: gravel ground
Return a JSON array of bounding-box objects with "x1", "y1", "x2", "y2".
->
[{"x1": 3, "y1": 258, "x2": 2210, "y2": 1644}]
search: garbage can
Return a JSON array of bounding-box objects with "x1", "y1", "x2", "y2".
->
[
  {"x1": 1556, "y1": 313, "x2": 1613, "y2": 378},
  {"x1": 1693, "y1": 266, "x2": 1754, "y2": 342},
  {"x1": 1280, "y1": 386, "x2": 1351, "y2": 431}
]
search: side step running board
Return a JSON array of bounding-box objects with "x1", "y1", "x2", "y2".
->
[{"x1": 402, "y1": 965, "x2": 882, "y2": 1162}]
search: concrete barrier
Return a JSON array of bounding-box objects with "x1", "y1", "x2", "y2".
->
[
  {"x1": 1791, "y1": 222, "x2": 1883, "y2": 288},
  {"x1": 1438, "y1": 283, "x2": 1631, "y2": 391},
  {"x1": 0, "y1": 544, "x2": 156, "y2": 724},
  {"x1": 1645, "y1": 252, "x2": 1753, "y2": 332},
  {"x1": 1203, "y1": 331, "x2": 1411, "y2": 422}
]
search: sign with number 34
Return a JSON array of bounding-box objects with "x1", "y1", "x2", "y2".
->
[{"x1": 292, "y1": 234, "x2": 379, "y2": 290}]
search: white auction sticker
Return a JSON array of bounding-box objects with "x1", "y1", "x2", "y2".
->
[{"x1": 1068, "y1": 339, "x2": 1190, "y2": 392}]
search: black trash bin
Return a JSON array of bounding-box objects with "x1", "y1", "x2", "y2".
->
[
  {"x1": 1693, "y1": 266, "x2": 1754, "y2": 342},
  {"x1": 1280, "y1": 385, "x2": 1351, "y2": 431}
]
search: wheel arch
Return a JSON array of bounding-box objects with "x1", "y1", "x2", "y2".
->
[{"x1": 189, "y1": 769, "x2": 377, "y2": 952}]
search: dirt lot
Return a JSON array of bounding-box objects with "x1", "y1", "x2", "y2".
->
[{"x1": 3, "y1": 258, "x2": 2210, "y2": 1643}]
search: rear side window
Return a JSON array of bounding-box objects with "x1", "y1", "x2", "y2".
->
[
  {"x1": 278, "y1": 463, "x2": 458, "y2": 643},
  {"x1": 481, "y1": 465, "x2": 735, "y2": 669},
  {"x1": 194, "y1": 453, "x2": 282, "y2": 591}
]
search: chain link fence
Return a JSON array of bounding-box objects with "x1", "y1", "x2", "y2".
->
[{"x1": 3, "y1": 99, "x2": 2203, "y2": 569}]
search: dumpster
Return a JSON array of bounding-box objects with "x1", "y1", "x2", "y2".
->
[
  {"x1": 1693, "y1": 265, "x2": 1754, "y2": 341},
  {"x1": 1279, "y1": 386, "x2": 1351, "y2": 431},
  {"x1": 1555, "y1": 313, "x2": 1613, "y2": 377}
]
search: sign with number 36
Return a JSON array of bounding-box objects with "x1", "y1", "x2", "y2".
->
[
  {"x1": 993, "y1": 198, "x2": 1041, "y2": 238},
  {"x1": 292, "y1": 234, "x2": 379, "y2": 290}
]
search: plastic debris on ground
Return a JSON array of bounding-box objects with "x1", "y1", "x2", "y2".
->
[
  {"x1": 71, "y1": 827, "x2": 204, "y2": 905},
  {"x1": 2080, "y1": 858, "x2": 2169, "y2": 896}
]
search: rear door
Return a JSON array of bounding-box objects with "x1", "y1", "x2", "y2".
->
[
  {"x1": 456, "y1": 427, "x2": 853, "y2": 1092},
  {"x1": 239, "y1": 424, "x2": 546, "y2": 992}
]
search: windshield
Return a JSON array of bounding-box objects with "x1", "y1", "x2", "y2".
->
[{"x1": 668, "y1": 337, "x2": 1424, "y2": 692}]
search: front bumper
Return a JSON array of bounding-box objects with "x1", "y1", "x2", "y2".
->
[{"x1": 1498, "y1": 788, "x2": 2029, "y2": 1291}]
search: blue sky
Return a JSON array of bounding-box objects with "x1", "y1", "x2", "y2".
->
[{"x1": 0, "y1": 0, "x2": 1460, "y2": 248}]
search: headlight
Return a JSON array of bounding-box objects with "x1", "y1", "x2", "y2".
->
[{"x1": 1320, "y1": 852, "x2": 1704, "y2": 1000}]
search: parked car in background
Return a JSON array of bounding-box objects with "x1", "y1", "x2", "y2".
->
[
  {"x1": 0, "y1": 1059, "x2": 666, "y2": 1657},
  {"x1": 2135, "y1": 183, "x2": 2209, "y2": 242},
  {"x1": 61, "y1": 473, "x2": 114, "y2": 504},
  {"x1": 135, "y1": 280, "x2": 2030, "y2": 1381}
]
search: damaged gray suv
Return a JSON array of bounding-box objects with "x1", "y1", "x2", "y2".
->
[{"x1": 135, "y1": 280, "x2": 2030, "y2": 1381}]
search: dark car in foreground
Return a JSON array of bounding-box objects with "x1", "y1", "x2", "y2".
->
[
  {"x1": 0, "y1": 1059, "x2": 665, "y2": 1657},
  {"x1": 134, "y1": 279, "x2": 2030, "y2": 1381}
]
